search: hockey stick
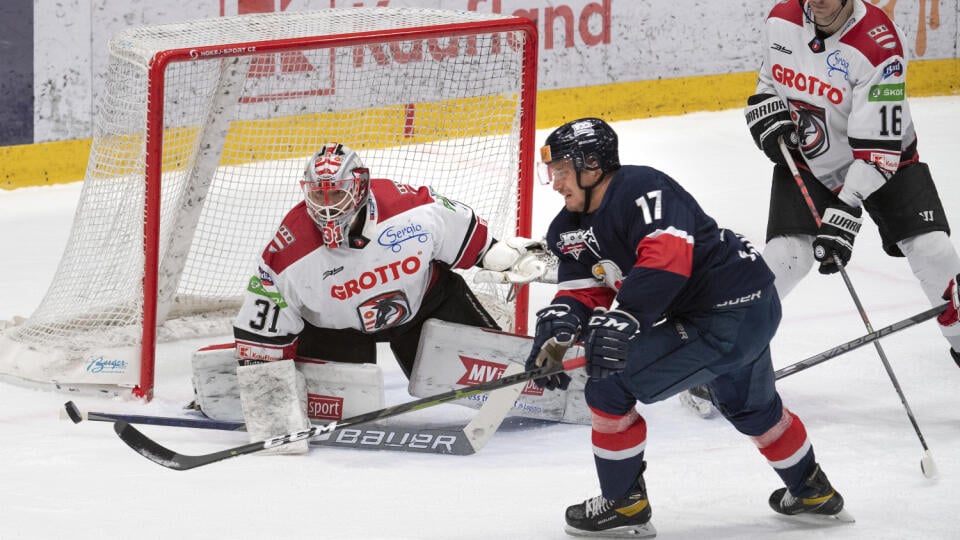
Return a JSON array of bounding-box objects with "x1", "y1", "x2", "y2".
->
[
  {"x1": 686, "y1": 302, "x2": 947, "y2": 403},
  {"x1": 62, "y1": 402, "x2": 492, "y2": 455},
  {"x1": 774, "y1": 303, "x2": 947, "y2": 380},
  {"x1": 115, "y1": 355, "x2": 585, "y2": 470},
  {"x1": 779, "y1": 139, "x2": 938, "y2": 479}
]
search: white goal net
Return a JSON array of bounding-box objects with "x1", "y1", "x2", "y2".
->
[{"x1": 0, "y1": 7, "x2": 537, "y2": 398}]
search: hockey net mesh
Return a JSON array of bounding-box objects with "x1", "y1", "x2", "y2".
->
[{"x1": 0, "y1": 8, "x2": 533, "y2": 392}]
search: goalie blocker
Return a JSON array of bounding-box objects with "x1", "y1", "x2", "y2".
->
[{"x1": 190, "y1": 320, "x2": 589, "y2": 426}]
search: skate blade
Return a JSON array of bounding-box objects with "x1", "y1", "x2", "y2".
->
[
  {"x1": 779, "y1": 508, "x2": 855, "y2": 525},
  {"x1": 564, "y1": 522, "x2": 657, "y2": 538},
  {"x1": 678, "y1": 392, "x2": 715, "y2": 419}
]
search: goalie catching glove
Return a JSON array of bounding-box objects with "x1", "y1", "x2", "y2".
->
[
  {"x1": 474, "y1": 237, "x2": 549, "y2": 284},
  {"x1": 524, "y1": 304, "x2": 580, "y2": 390}
]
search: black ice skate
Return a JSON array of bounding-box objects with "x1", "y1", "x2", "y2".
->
[
  {"x1": 769, "y1": 464, "x2": 854, "y2": 523},
  {"x1": 564, "y1": 476, "x2": 656, "y2": 538},
  {"x1": 950, "y1": 348, "x2": 960, "y2": 368}
]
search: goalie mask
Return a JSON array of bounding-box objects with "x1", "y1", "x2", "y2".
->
[{"x1": 301, "y1": 142, "x2": 370, "y2": 247}]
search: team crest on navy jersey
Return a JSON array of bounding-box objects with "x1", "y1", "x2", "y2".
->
[
  {"x1": 358, "y1": 290, "x2": 412, "y2": 332},
  {"x1": 557, "y1": 228, "x2": 601, "y2": 260}
]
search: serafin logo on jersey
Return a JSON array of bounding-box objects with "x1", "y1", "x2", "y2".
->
[
  {"x1": 867, "y1": 24, "x2": 898, "y2": 50},
  {"x1": 358, "y1": 290, "x2": 412, "y2": 331},
  {"x1": 378, "y1": 223, "x2": 429, "y2": 252},
  {"x1": 308, "y1": 394, "x2": 344, "y2": 420},
  {"x1": 456, "y1": 356, "x2": 544, "y2": 396},
  {"x1": 825, "y1": 50, "x2": 849, "y2": 80}
]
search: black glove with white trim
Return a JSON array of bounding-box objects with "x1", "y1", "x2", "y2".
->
[
  {"x1": 583, "y1": 308, "x2": 639, "y2": 381},
  {"x1": 524, "y1": 304, "x2": 579, "y2": 390},
  {"x1": 813, "y1": 203, "x2": 863, "y2": 274},
  {"x1": 745, "y1": 93, "x2": 798, "y2": 165}
]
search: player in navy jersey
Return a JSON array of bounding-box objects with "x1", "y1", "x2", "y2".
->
[
  {"x1": 745, "y1": 0, "x2": 960, "y2": 365},
  {"x1": 524, "y1": 118, "x2": 850, "y2": 536}
]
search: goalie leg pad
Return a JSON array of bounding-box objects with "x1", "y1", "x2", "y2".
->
[
  {"x1": 192, "y1": 345, "x2": 386, "y2": 423},
  {"x1": 409, "y1": 319, "x2": 590, "y2": 425},
  {"x1": 191, "y1": 345, "x2": 244, "y2": 422},
  {"x1": 297, "y1": 360, "x2": 385, "y2": 422},
  {"x1": 238, "y1": 359, "x2": 310, "y2": 455}
]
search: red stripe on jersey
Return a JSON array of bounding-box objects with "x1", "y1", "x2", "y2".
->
[
  {"x1": 262, "y1": 203, "x2": 326, "y2": 274},
  {"x1": 369, "y1": 179, "x2": 437, "y2": 222},
  {"x1": 591, "y1": 409, "x2": 647, "y2": 453},
  {"x1": 758, "y1": 411, "x2": 809, "y2": 463},
  {"x1": 235, "y1": 339, "x2": 298, "y2": 362},
  {"x1": 840, "y1": 4, "x2": 903, "y2": 65},
  {"x1": 852, "y1": 149, "x2": 901, "y2": 175},
  {"x1": 555, "y1": 287, "x2": 616, "y2": 311},
  {"x1": 452, "y1": 216, "x2": 490, "y2": 269},
  {"x1": 635, "y1": 228, "x2": 693, "y2": 278}
]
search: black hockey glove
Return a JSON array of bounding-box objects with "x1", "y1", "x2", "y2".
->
[
  {"x1": 745, "y1": 93, "x2": 798, "y2": 165},
  {"x1": 937, "y1": 274, "x2": 960, "y2": 328},
  {"x1": 584, "y1": 308, "x2": 639, "y2": 381},
  {"x1": 524, "y1": 304, "x2": 579, "y2": 390},
  {"x1": 812, "y1": 203, "x2": 863, "y2": 274}
]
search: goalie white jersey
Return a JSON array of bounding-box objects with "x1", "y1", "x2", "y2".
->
[
  {"x1": 234, "y1": 178, "x2": 494, "y2": 361},
  {"x1": 757, "y1": 0, "x2": 917, "y2": 194}
]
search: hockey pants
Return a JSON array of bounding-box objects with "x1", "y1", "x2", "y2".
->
[{"x1": 585, "y1": 286, "x2": 817, "y2": 499}]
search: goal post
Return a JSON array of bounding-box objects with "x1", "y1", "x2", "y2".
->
[{"x1": 0, "y1": 8, "x2": 538, "y2": 400}]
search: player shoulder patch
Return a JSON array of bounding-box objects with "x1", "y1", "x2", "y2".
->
[
  {"x1": 267, "y1": 224, "x2": 296, "y2": 253},
  {"x1": 866, "y1": 23, "x2": 898, "y2": 50}
]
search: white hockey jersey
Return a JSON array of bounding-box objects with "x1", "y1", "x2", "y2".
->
[
  {"x1": 234, "y1": 178, "x2": 494, "y2": 362},
  {"x1": 756, "y1": 0, "x2": 918, "y2": 202}
]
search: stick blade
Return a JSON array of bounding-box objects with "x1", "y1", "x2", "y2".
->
[
  {"x1": 921, "y1": 450, "x2": 938, "y2": 479},
  {"x1": 114, "y1": 421, "x2": 190, "y2": 471}
]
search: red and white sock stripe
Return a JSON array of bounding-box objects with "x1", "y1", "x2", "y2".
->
[{"x1": 590, "y1": 407, "x2": 647, "y2": 461}]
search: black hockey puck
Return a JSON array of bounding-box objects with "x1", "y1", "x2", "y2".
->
[{"x1": 64, "y1": 401, "x2": 83, "y2": 424}]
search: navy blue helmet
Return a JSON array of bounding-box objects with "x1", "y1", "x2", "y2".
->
[{"x1": 540, "y1": 117, "x2": 620, "y2": 174}]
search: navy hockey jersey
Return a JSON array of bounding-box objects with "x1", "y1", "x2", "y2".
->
[{"x1": 546, "y1": 165, "x2": 775, "y2": 330}]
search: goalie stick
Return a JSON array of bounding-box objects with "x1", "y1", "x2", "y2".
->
[
  {"x1": 63, "y1": 402, "x2": 500, "y2": 455},
  {"x1": 115, "y1": 356, "x2": 585, "y2": 470}
]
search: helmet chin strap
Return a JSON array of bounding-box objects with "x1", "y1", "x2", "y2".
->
[{"x1": 576, "y1": 169, "x2": 607, "y2": 214}]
